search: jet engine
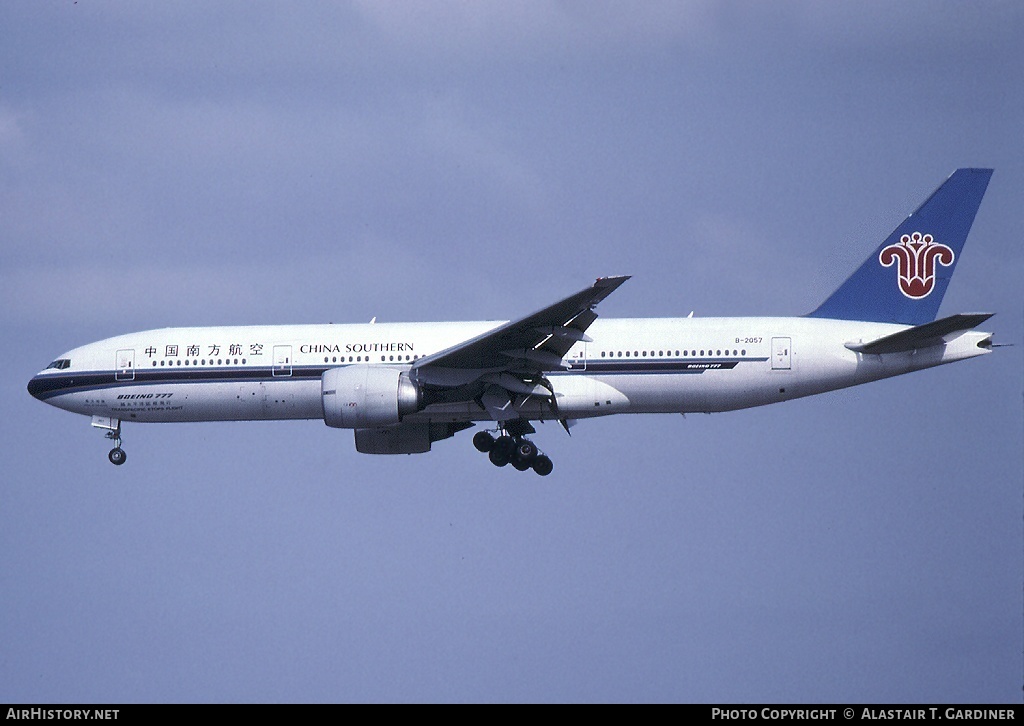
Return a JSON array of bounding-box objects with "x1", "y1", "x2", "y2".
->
[{"x1": 321, "y1": 366, "x2": 422, "y2": 429}]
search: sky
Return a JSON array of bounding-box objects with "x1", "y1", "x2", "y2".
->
[{"x1": 2, "y1": 1, "x2": 1022, "y2": 703}]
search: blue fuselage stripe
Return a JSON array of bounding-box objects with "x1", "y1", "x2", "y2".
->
[{"x1": 29, "y1": 358, "x2": 769, "y2": 401}]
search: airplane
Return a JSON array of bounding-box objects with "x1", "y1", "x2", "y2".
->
[{"x1": 28, "y1": 168, "x2": 996, "y2": 475}]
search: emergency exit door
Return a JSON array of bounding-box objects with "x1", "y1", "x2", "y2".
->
[
  {"x1": 566, "y1": 343, "x2": 587, "y2": 371},
  {"x1": 273, "y1": 345, "x2": 293, "y2": 377}
]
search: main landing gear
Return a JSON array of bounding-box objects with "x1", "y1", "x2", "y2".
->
[{"x1": 473, "y1": 430, "x2": 553, "y2": 476}]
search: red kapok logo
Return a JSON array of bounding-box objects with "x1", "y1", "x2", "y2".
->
[{"x1": 878, "y1": 232, "x2": 955, "y2": 299}]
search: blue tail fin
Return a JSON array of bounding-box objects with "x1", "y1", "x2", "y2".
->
[{"x1": 808, "y1": 168, "x2": 992, "y2": 326}]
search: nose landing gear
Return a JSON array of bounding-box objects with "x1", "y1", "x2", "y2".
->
[
  {"x1": 107, "y1": 443, "x2": 127, "y2": 466},
  {"x1": 473, "y1": 429, "x2": 553, "y2": 476},
  {"x1": 92, "y1": 417, "x2": 127, "y2": 466},
  {"x1": 105, "y1": 428, "x2": 126, "y2": 466}
]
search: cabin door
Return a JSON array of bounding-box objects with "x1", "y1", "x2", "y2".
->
[
  {"x1": 115, "y1": 349, "x2": 136, "y2": 381},
  {"x1": 771, "y1": 337, "x2": 792, "y2": 370}
]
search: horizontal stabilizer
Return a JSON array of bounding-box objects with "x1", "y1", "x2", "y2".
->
[{"x1": 845, "y1": 313, "x2": 993, "y2": 354}]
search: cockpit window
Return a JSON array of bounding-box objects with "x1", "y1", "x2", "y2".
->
[{"x1": 46, "y1": 359, "x2": 71, "y2": 370}]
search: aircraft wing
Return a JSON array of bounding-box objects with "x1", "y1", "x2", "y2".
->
[{"x1": 410, "y1": 276, "x2": 629, "y2": 421}]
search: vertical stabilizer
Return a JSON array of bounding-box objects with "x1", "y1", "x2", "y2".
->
[{"x1": 808, "y1": 168, "x2": 992, "y2": 325}]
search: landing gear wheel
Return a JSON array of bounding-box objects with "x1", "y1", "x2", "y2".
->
[
  {"x1": 488, "y1": 447, "x2": 510, "y2": 467},
  {"x1": 488, "y1": 435, "x2": 514, "y2": 467},
  {"x1": 473, "y1": 431, "x2": 496, "y2": 452},
  {"x1": 514, "y1": 439, "x2": 538, "y2": 461},
  {"x1": 108, "y1": 447, "x2": 127, "y2": 466},
  {"x1": 477, "y1": 431, "x2": 551, "y2": 474},
  {"x1": 532, "y1": 455, "x2": 553, "y2": 476},
  {"x1": 511, "y1": 438, "x2": 537, "y2": 471}
]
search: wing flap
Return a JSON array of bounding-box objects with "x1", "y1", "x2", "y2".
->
[{"x1": 481, "y1": 386, "x2": 518, "y2": 422}]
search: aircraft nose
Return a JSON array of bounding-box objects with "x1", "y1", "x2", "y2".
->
[{"x1": 27, "y1": 374, "x2": 46, "y2": 400}]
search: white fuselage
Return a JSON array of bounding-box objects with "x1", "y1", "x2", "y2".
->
[{"x1": 29, "y1": 316, "x2": 991, "y2": 427}]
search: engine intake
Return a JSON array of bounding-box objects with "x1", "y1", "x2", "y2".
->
[{"x1": 321, "y1": 366, "x2": 422, "y2": 429}]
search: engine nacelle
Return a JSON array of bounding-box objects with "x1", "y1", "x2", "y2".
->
[
  {"x1": 356, "y1": 421, "x2": 473, "y2": 454},
  {"x1": 321, "y1": 366, "x2": 422, "y2": 429},
  {"x1": 355, "y1": 423, "x2": 431, "y2": 454}
]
